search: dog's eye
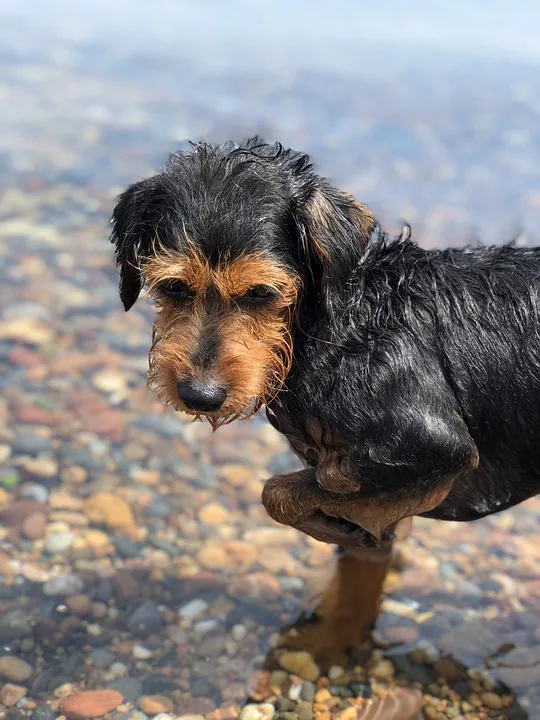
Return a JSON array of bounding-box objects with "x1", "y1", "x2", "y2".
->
[
  {"x1": 239, "y1": 285, "x2": 277, "y2": 305},
  {"x1": 160, "y1": 280, "x2": 194, "y2": 301}
]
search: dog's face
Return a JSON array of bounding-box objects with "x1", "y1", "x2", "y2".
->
[{"x1": 111, "y1": 138, "x2": 375, "y2": 425}]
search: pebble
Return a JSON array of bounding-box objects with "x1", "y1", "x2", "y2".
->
[
  {"x1": 127, "y1": 602, "x2": 164, "y2": 637},
  {"x1": 84, "y1": 529, "x2": 111, "y2": 549},
  {"x1": 0, "y1": 655, "x2": 34, "y2": 682},
  {"x1": 66, "y1": 594, "x2": 92, "y2": 616},
  {"x1": 239, "y1": 704, "x2": 275, "y2": 720},
  {"x1": 20, "y1": 484, "x2": 49, "y2": 504},
  {"x1": 279, "y1": 651, "x2": 320, "y2": 681},
  {"x1": 60, "y1": 689, "x2": 124, "y2": 719},
  {"x1": 43, "y1": 573, "x2": 84, "y2": 596},
  {"x1": 198, "y1": 502, "x2": 229, "y2": 525},
  {"x1": 0, "y1": 610, "x2": 34, "y2": 639},
  {"x1": 21, "y1": 510, "x2": 48, "y2": 540},
  {"x1": 12, "y1": 433, "x2": 51, "y2": 455},
  {"x1": 371, "y1": 658, "x2": 395, "y2": 682},
  {"x1": 83, "y1": 492, "x2": 134, "y2": 528},
  {"x1": 45, "y1": 531, "x2": 74, "y2": 554},
  {"x1": 179, "y1": 598, "x2": 209, "y2": 621},
  {"x1": 89, "y1": 648, "x2": 116, "y2": 669},
  {"x1": 481, "y1": 692, "x2": 503, "y2": 709},
  {"x1": 107, "y1": 677, "x2": 143, "y2": 703},
  {"x1": 0, "y1": 683, "x2": 27, "y2": 707},
  {"x1": 0, "y1": 500, "x2": 49, "y2": 526},
  {"x1": 231, "y1": 624, "x2": 248, "y2": 642},
  {"x1": 133, "y1": 644, "x2": 153, "y2": 660},
  {"x1": 139, "y1": 695, "x2": 174, "y2": 715},
  {"x1": 31, "y1": 707, "x2": 55, "y2": 720}
]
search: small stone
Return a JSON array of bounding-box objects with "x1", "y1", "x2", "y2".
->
[
  {"x1": 32, "y1": 707, "x2": 55, "y2": 720},
  {"x1": 328, "y1": 665, "x2": 345, "y2": 681},
  {"x1": 21, "y1": 563, "x2": 50, "y2": 583},
  {"x1": 279, "y1": 651, "x2": 320, "y2": 681},
  {"x1": 65, "y1": 595, "x2": 92, "y2": 616},
  {"x1": 93, "y1": 370, "x2": 127, "y2": 395},
  {"x1": 139, "y1": 695, "x2": 174, "y2": 715},
  {"x1": 0, "y1": 656, "x2": 33, "y2": 682},
  {"x1": 314, "y1": 689, "x2": 331, "y2": 703},
  {"x1": 0, "y1": 500, "x2": 48, "y2": 526},
  {"x1": 269, "y1": 670, "x2": 288, "y2": 689},
  {"x1": 43, "y1": 573, "x2": 84, "y2": 596},
  {"x1": 84, "y1": 492, "x2": 134, "y2": 528},
  {"x1": 371, "y1": 658, "x2": 395, "y2": 682},
  {"x1": 85, "y1": 529, "x2": 111, "y2": 549},
  {"x1": 177, "y1": 716, "x2": 205, "y2": 720},
  {"x1": 21, "y1": 511, "x2": 47, "y2": 540},
  {"x1": 231, "y1": 624, "x2": 247, "y2": 642},
  {"x1": 300, "y1": 682, "x2": 315, "y2": 701},
  {"x1": 0, "y1": 683, "x2": 27, "y2": 707},
  {"x1": 382, "y1": 626, "x2": 419, "y2": 645},
  {"x1": 179, "y1": 598, "x2": 208, "y2": 621},
  {"x1": 0, "y1": 470, "x2": 20, "y2": 488},
  {"x1": 127, "y1": 602, "x2": 164, "y2": 637},
  {"x1": 239, "y1": 704, "x2": 275, "y2": 720},
  {"x1": 198, "y1": 502, "x2": 229, "y2": 526},
  {"x1": 45, "y1": 531, "x2": 74, "y2": 554},
  {"x1": 91, "y1": 602, "x2": 108, "y2": 620},
  {"x1": 333, "y1": 709, "x2": 356, "y2": 720},
  {"x1": 61, "y1": 689, "x2": 124, "y2": 719},
  {"x1": 480, "y1": 692, "x2": 504, "y2": 709},
  {"x1": 107, "y1": 677, "x2": 142, "y2": 703},
  {"x1": 133, "y1": 645, "x2": 153, "y2": 660}
]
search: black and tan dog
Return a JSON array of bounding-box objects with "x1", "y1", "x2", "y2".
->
[{"x1": 110, "y1": 137, "x2": 540, "y2": 555}]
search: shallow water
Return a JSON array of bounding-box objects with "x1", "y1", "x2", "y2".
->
[{"x1": 1, "y1": 2, "x2": 540, "y2": 719}]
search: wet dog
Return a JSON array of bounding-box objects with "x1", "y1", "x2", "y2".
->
[{"x1": 111, "y1": 137, "x2": 540, "y2": 548}]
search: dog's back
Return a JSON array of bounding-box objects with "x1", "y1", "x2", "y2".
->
[{"x1": 269, "y1": 238, "x2": 540, "y2": 526}]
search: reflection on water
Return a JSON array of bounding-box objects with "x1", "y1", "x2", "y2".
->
[{"x1": 1, "y1": 2, "x2": 540, "y2": 718}]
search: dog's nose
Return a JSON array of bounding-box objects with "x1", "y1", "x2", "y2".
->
[{"x1": 177, "y1": 380, "x2": 227, "y2": 412}]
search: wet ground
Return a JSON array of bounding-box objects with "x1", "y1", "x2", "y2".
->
[{"x1": 2, "y1": 2, "x2": 540, "y2": 719}]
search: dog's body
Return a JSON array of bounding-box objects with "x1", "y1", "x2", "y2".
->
[
  {"x1": 263, "y1": 237, "x2": 540, "y2": 546},
  {"x1": 111, "y1": 137, "x2": 540, "y2": 549}
]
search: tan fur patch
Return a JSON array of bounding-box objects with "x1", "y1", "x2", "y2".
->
[{"x1": 143, "y1": 248, "x2": 300, "y2": 426}]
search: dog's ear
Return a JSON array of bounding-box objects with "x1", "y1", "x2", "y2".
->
[
  {"x1": 292, "y1": 178, "x2": 377, "y2": 309},
  {"x1": 110, "y1": 176, "x2": 162, "y2": 311}
]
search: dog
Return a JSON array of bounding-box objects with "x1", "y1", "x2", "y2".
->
[{"x1": 110, "y1": 137, "x2": 540, "y2": 551}]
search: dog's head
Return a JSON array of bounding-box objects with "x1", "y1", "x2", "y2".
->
[{"x1": 110, "y1": 138, "x2": 376, "y2": 425}]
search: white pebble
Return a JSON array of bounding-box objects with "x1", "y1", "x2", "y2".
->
[
  {"x1": 45, "y1": 532, "x2": 74, "y2": 554},
  {"x1": 132, "y1": 644, "x2": 153, "y2": 660},
  {"x1": 86, "y1": 624, "x2": 102, "y2": 636},
  {"x1": 109, "y1": 662, "x2": 128, "y2": 677},
  {"x1": 240, "y1": 704, "x2": 275, "y2": 720},
  {"x1": 288, "y1": 683, "x2": 302, "y2": 702},
  {"x1": 328, "y1": 665, "x2": 345, "y2": 680},
  {"x1": 231, "y1": 624, "x2": 247, "y2": 642},
  {"x1": 179, "y1": 598, "x2": 208, "y2": 621},
  {"x1": 193, "y1": 619, "x2": 218, "y2": 635}
]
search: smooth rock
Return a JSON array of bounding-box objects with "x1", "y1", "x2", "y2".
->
[
  {"x1": 127, "y1": 602, "x2": 164, "y2": 637},
  {"x1": 60, "y1": 689, "x2": 124, "y2": 719},
  {"x1": 139, "y1": 696, "x2": 174, "y2": 715},
  {"x1": 0, "y1": 656, "x2": 33, "y2": 682},
  {"x1": 0, "y1": 683, "x2": 27, "y2": 707},
  {"x1": 21, "y1": 511, "x2": 48, "y2": 540},
  {"x1": 278, "y1": 651, "x2": 320, "y2": 682},
  {"x1": 43, "y1": 574, "x2": 84, "y2": 596},
  {"x1": 239, "y1": 704, "x2": 275, "y2": 720},
  {"x1": 84, "y1": 492, "x2": 134, "y2": 528}
]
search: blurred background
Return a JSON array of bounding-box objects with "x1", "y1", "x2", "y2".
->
[{"x1": 1, "y1": 1, "x2": 540, "y2": 718}]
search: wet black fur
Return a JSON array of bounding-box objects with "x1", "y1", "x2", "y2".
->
[
  {"x1": 269, "y1": 235, "x2": 540, "y2": 523},
  {"x1": 111, "y1": 138, "x2": 540, "y2": 526}
]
